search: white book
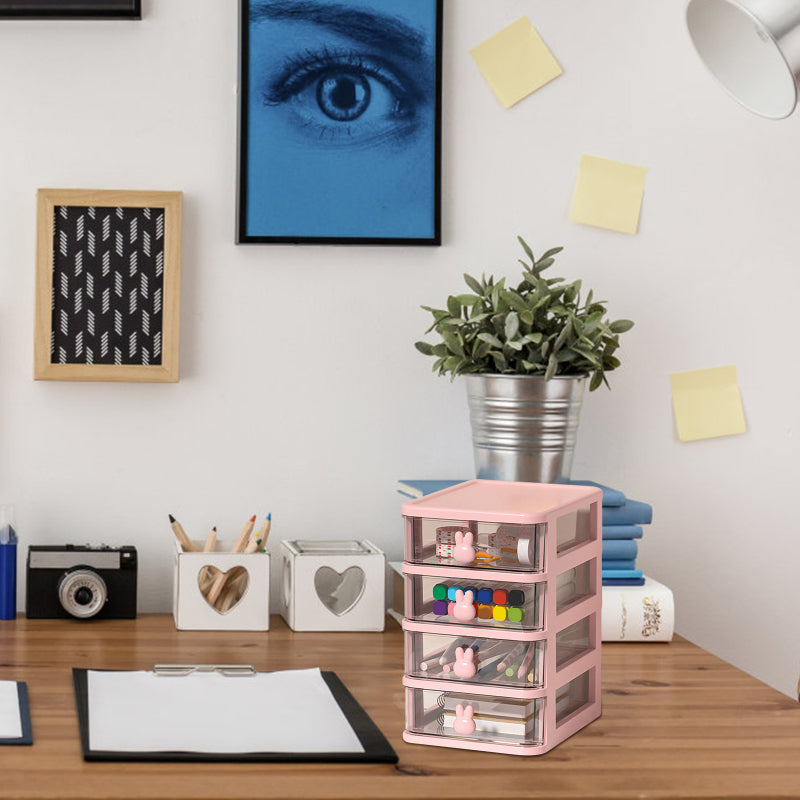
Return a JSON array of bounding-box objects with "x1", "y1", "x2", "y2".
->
[
  {"x1": 601, "y1": 576, "x2": 675, "y2": 642},
  {"x1": 441, "y1": 709, "x2": 535, "y2": 736},
  {"x1": 441, "y1": 695, "x2": 571, "y2": 736}
]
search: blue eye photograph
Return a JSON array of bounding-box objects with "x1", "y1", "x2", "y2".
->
[{"x1": 237, "y1": 0, "x2": 442, "y2": 245}]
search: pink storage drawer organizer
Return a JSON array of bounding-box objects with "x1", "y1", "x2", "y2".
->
[{"x1": 400, "y1": 479, "x2": 602, "y2": 756}]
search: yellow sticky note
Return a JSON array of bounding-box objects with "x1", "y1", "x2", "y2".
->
[
  {"x1": 571, "y1": 155, "x2": 647, "y2": 235},
  {"x1": 669, "y1": 366, "x2": 747, "y2": 443},
  {"x1": 470, "y1": 16, "x2": 562, "y2": 108}
]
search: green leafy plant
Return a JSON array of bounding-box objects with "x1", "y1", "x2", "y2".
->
[{"x1": 415, "y1": 237, "x2": 634, "y2": 391}]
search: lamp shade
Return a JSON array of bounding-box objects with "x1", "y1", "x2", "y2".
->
[{"x1": 686, "y1": 0, "x2": 800, "y2": 118}]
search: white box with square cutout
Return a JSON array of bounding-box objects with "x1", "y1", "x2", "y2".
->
[
  {"x1": 279, "y1": 540, "x2": 385, "y2": 632},
  {"x1": 172, "y1": 540, "x2": 270, "y2": 631}
]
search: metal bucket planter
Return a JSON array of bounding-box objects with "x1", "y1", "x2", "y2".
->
[{"x1": 464, "y1": 374, "x2": 586, "y2": 484}]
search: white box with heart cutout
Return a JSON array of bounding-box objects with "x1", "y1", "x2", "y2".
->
[
  {"x1": 279, "y1": 540, "x2": 385, "y2": 632},
  {"x1": 172, "y1": 540, "x2": 270, "y2": 631}
]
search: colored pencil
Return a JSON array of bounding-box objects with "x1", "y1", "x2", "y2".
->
[
  {"x1": 231, "y1": 515, "x2": 257, "y2": 554},
  {"x1": 517, "y1": 642, "x2": 536, "y2": 679},
  {"x1": 258, "y1": 513, "x2": 272, "y2": 549},
  {"x1": 496, "y1": 642, "x2": 526, "y2": 672}
]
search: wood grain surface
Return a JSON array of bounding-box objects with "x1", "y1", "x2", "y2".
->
[{"x1": 1, "y1": 614, "x2": 798, "y2": 800}]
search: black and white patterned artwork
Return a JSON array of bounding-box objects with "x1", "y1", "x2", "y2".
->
[{"x1": 50, "y1": 205, "x2": 165, "y2": 367}]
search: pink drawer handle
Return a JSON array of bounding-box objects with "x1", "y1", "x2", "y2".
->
[
  {"x1": 453, "y1": 589, "x2": 476, "y2": 622},
  {"x1": 453, "y1": 531, "x2": 475, "y2": 564},
  {"x1": 453, "y1": 703, "x2": 476, "y2": 736},
  {"x1": 453, "y1": 646, "x2": 477, "y2": 679}
]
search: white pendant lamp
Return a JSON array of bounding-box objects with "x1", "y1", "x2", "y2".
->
[{"x1": 686, "y1": 0, "x2": 800, "y2": 118}]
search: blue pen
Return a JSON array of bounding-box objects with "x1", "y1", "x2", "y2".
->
[{"x1": 0, "y1": 508, "x2": 17, "y2": 620}]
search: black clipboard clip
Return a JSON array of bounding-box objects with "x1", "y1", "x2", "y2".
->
[{"x1": 153, "y1": 664, "x2": 256, "y2": 677}]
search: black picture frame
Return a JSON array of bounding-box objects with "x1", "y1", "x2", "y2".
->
[
  {"x1": 237, "y1": 0, "x2": 442, "y2": 246},
  {"x1": 0, "y1": 0, "x2": 141, "y2": 18}
]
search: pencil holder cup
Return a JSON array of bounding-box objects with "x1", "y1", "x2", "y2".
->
[
  {"x1": 278, "y1": 540, "x2": 385, "y2": 632},
  {"x1": 172, "y1": 540, "x2": 270, "y2": 631}
]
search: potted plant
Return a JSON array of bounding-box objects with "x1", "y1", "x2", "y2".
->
[{"x1": 415, "y1": 236, "x2": 634, "y2": 482}]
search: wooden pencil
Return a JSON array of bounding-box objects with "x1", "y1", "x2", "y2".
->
[
  {"x1": 198, "y1": 527, "x2": 217, "y2": 596},
  {"x1": 206, "y1": 515, "x2": 256, "y2": 605},
  {"x1": 169, "y1": 514, "x2": 196, "y2": 552},
  {"x1": 217, "y1": 567, "x2": 248, "y2": 613}
]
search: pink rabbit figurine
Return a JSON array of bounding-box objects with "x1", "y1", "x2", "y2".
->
[
  {"x1": 453, "y1": 530, "x2": 475, "y2": 564},
  {"x1": 453, "y1": 646, "x2": 477, "y2": 680},
  {"x1": 453, "y1": 703, "x2": 476, "y2": 736},
  {"x1": 453, "y1": 589, "x2": 476, "y2": 622}
]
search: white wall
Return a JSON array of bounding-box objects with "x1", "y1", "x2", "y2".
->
[{"x1": 1, "y1": 0, "x2": 798, "y2": 698}]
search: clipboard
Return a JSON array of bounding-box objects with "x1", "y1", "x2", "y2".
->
[
  {"x1": 0, "y1": 682, "x2": 33, "y2": 746},
  {"x1": 72, "y1": 667, "x2": 397, "y2": 763}
]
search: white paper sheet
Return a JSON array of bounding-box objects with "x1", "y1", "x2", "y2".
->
[
  {"x1": 87, "y1": 667, "x2": 365, "y2": 754},
  {"x1": 0, "y1": 681, "x2": 22, "y2": 739}
]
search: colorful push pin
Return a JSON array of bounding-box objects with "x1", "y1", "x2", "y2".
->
[
  {"x1": 432, "y1": 583, "x2": 449, "y2": 601},
  {"x1": 493, "y1": 605, "x2": 508, "y2": 621},
  {"x1": 493, "y1": 589, "x2": 508, "y2": 606},
  {"x1": 447, "y1": 585, "x2": 464, "y2": 602},
  {"x1": 477, "y1": 588, "x2": 493, "y2": 605},
  {"x1": 508, "y1": 589, "x2": 525, "y2": 606},
  {"x1": 432, "y1": 600, "x2": 449, "y2": 616}
]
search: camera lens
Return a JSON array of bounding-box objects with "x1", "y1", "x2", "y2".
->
[
  {"x1": 58, "y1": 569, "x2": 108, "y2": 619},
  {"x1": 74, "y1": 586, "x2": 94, "y2": 606}
]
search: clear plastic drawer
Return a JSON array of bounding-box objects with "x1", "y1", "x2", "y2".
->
[
  {"x1": 403, "y1": 566, "x2": 545, "y2": 631},
  {"x1": 405, "y1": 685, "x2": 544, "y2": 748},
  {"x1": 404, "y1": 628, "x2": 544, "y2": 689},
  {"x1": 403, "y1": 517, "x2": 544, "y2": 573}
]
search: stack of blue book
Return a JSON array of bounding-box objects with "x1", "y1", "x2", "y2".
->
[{"x1": 570, "y1": 480, "x2": 652, "y2": 587}]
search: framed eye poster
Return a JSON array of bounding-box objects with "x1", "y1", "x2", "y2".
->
[
  {"x1": 0, "y1": 1, "x2": 141, "y2": 18},
  {"x1": 237, "y1": 0, "x2": 443, "y2": 245},
  {"x1": 34, "y1": 189, "x2": 182, "y2": 383}
]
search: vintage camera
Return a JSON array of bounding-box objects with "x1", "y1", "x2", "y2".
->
[{"x1": 26, "y1": 544, "x2": 137, "y2": 620}]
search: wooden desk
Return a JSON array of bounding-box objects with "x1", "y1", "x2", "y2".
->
[{"x1": 1, "y1": 614, "x2": 798, "y2": 800}]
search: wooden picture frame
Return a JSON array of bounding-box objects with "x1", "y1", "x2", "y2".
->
[
  {"x1": 34, "y1": 189, "x2": 182, "y2": 382},
  {"x1": 237, "y1": 0, "x2": 443, "y2": 245},
  {"x1": 0, "y1": 1, "x2": 141, "y2": 18}
]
